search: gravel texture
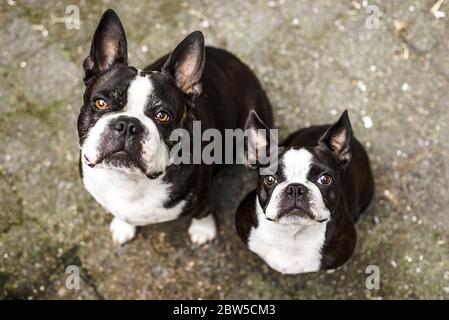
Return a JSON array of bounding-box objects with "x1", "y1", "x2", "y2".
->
[{"x1": 0, "y1": 0, "x2": 448, "y2": 299}]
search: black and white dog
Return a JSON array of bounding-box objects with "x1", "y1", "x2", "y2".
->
[
  {"x1": 78, "y1": 9, "x2": 273, "y2": 245},
  {"x1": 236, "y1": 110, "x2": 374, "y2": 274}
]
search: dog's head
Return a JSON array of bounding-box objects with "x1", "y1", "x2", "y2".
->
[
  {"x1": 78, "y1": 9, "x2": 205, "y2": 178},
  {"x1": 245, "y1": 110, "x2": 353, "y2": 226}
]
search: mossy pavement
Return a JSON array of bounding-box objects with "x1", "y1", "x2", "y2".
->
[{"x1": 0, "y1": 0, "x2": 448, "y2": 299}]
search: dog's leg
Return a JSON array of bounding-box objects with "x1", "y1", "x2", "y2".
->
[
  {"x1": 188, "y1": 206, "x2": 217, "y2": 245},
  {"x1": 109, "y1": 217, "x2": 136, "y2": 245}
]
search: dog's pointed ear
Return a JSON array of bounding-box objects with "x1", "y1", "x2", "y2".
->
[
  {"x1": 245, "y1": 110, "x2": 273, "y2": 169},
  {"x1": 83, "y1": 9, "x2": 128, "y2": 83},
  {"x1": 162, "y1": 31, "x2": 205, "y2": 98},
  {"x1": 319, "y1": 110, "x2": 353, "y2": 169}
]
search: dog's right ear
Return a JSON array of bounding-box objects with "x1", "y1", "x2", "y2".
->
[
  {"x1": 83, "y1": 9, "x2": 128, "y2": 84},
  {"x1": 244, "y1": 110, "x2": 274, "y2": 169}
]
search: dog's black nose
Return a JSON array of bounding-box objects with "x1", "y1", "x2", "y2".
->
[
  {"x1": 286, "y1": 183, "x2": 308, "y2": 200},
  {"x1": 112, "y1": 117, "x2": 143, "y2": 135}
]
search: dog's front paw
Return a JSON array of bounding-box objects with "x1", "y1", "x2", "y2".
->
[
  {"x1": 109, "y1": 217, "x2": 136, "y2": 245},
  {"x1": 188, "y1": 214, "x2": 217, "y2": 245}
]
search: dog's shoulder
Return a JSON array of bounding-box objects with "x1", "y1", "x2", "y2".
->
[{"x1": 320, "y1": 206, "x2": 357, "y2": 269}]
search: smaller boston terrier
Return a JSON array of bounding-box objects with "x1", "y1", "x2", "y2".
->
[{"x1": 236, "y1": 110, "x2": 374, "y2": 274}]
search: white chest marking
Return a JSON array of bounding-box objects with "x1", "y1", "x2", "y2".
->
[
  {"x1": 82, "y1": 162, "x2": 186, "y2": 226},
  {"x1": 248, "y1": 197, "x2": 328, "y2": 274}
]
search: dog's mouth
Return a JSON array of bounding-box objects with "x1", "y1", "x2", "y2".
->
[
  {"x1": 268, "y1": 207, "x2": 328, "y2": 225},
  {"x1": 84, "y1": 151, "x2": 162, "y2": 179},
  {"x1": 104, "y1": 150, "x2": 136, "y2": 163},
  {"x1": 84, "y1": 150, "x2": 136, "y2": 166},
  {"x1": 84, "y1": 151, "x2": 139, "y2": 170}
]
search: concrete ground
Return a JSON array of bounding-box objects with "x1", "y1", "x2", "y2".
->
[{"x1": 0, "y1": 0, "x2": 448, "y2": 299}]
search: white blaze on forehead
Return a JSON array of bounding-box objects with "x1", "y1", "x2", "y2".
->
[
  {"x1": 124, "y1": 73, "x2": 153, "y2": 114},
  {"x1": 123, "y1": 73, "x2": 169, "y2": 174},
  {"x1": 282, "y1": 148, "x2": 314, "y2": 183}
]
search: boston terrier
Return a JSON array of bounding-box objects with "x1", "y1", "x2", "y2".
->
[
  {"x1": 77, "y1": 9, "x2": 273, "y2": 245},
  {"x1": 236, "y1": 110, "x2": 374, "y2": 274}
]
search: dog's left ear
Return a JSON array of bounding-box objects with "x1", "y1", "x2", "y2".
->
[
  {"x1": 319, "y1": 110, "x2": 353, "y2": 169},
  {"x1": 83, "y1": 9, "x2": 128, "y2": 84},
  {"x1": 244, "y1": 110, "x2": 274, "y2": 169},
  {"x1": 162, "y1": 31, "x2": 205, "y2": 99}
]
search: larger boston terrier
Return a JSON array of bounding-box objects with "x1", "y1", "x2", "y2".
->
[
  {"x1": 236, "y1": 110, "x2": 374, "y2": 274},
  {"x1": 78, "y1": 9, "x2": 273, "y2": 245}
]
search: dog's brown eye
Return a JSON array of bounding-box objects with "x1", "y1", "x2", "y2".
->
[
  {"x1": 155, "y1": 111, "x2": 170, "y2": 123},
  {"x1": 263, "y1": 175, "x2": 276, "y2": 186},
  {"x1": 318, "y1": 174, "x2": 332, "y2": 185},
  {"x1": 94, "y1": 98, "x2": 109, "y2": 110}
]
